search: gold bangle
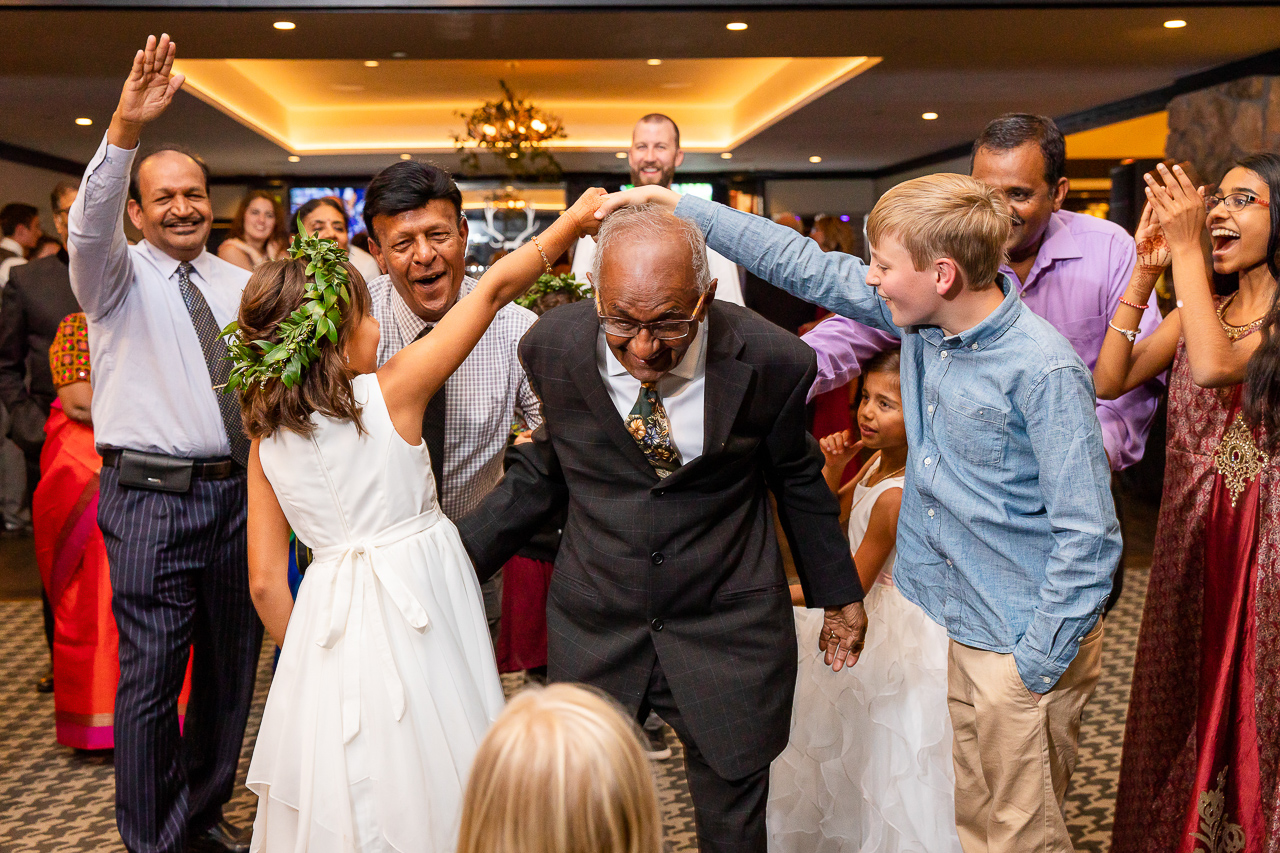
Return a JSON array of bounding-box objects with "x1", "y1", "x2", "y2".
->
[{"x1": 530, "y1": 235, "x2": 554, "y2": 276}]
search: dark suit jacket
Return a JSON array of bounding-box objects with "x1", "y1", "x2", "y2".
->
[
  {"x1": 0, "y1": 251, "x2": 79, "y2": 446},
  {"x1": 459, "y1": 299, "x2": 860, "y2": 779}
]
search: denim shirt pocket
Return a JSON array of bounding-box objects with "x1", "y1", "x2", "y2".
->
[{"x1": 947, "y1": 395, "x2": 1007, "y2": 466}]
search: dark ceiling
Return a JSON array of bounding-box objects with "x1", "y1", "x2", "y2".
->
[{"x1": 2, "y1": 5, "x2": 1279, "y2": 179}]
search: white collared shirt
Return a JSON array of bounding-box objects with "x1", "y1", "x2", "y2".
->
[
  {"x1": 571, "y1": 235, "x2": 744, "y2": 306},
  {"x1": 68, "y1": 134, "x2": 249, "y2": 458},
  {"x1": 596, "y1": 317, "x2": 708, "y2": 465}
]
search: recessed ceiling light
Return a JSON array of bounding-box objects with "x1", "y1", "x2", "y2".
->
[
  {"x1": 273, "y1": 21, "x2": 295, "y2": 30},
  {"x1": 809, "y1": 155, "x2": 822, "y2": 163},
  {"x1": 391, "y1": 51, "x2": 408, "y2": 59},
  {"x1": 1164, "y1": 19, "x2": 1187, "y2": 28},
  {"x1": 287, "y1": 155, "x2": 301, "y2": 163},
  {"x1": 74, "y1": 117, "x2": 93, "y2": 126},
  {"x1": 400, "y1": 153, "x2": 413, "y2": 160},
  {"x1": 720, "y1": 152, "x2": 733, "y2": 159},
  {"x1": 364, "y1": 60, "x2": 380, "y2": 67},
  {"x1": 647, "y1": 59, "x2": 663, "y2": 66},
  {"x1": 922, "y1": 111, "x2": 939, "y2": 120},
  {"x1": 726, "y1": 22, "x2": 748, "y2": 31},
  {"x1": 616, "y1": 152, "x2": 627, "y2": 159}
]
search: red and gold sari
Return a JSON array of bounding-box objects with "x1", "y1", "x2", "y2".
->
[{"x1": 1112, "y1": 304, "x2": 1280, "y2": 853}]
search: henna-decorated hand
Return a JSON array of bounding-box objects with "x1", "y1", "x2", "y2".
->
[
  {"x1": 1144, "y1": 163, "x2": 1206, "y2": 253},
  {"x1": 566, "y1": 187, "x2": 607, "y2": 238}
]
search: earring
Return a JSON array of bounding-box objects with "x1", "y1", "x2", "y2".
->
[{"x1": 344, "y1": 353, "x2": 350, "y2": 364}]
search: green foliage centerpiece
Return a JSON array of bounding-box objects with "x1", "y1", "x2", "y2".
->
[
  {"x1": 221, "y1": 221, "x2": 351, "y2": 392},
  {"x1": 515, "y1": 271, "x2": 593, "y2": 311}
]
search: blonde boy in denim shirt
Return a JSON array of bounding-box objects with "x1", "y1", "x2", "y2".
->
[{"x1": 599, "y1": 174, "x2": 1121, "y2": 853}]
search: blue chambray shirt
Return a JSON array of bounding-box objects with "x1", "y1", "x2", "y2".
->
[{"x1": 676, "y1": 195, "x2": 1121, "y2": 692}]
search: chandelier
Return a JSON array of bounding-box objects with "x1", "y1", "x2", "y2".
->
[{"x1": 453, "y1": 81, "x2": 567, "y2": 178}]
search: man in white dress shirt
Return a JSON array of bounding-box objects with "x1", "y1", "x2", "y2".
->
[
  {"x1": 571, "y1": 114, "x2": 744, "y2": 306},
  {"x1": 67, "y1": 36, "x2": 259, "y2": 853}
]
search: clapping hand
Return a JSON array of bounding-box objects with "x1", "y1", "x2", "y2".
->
[
  {"x1": 110, "y1": 34, "x2": 185, "y2": 150},
  {"x1": 819, "y1": 430, "x2": 862, "y2": 472},
  {"x1": 820, "y1": 601, "x2": 868, "y2": 672},
  {"x1": 1143, "y1": 163, "x2": 1206, "y2": 253}
]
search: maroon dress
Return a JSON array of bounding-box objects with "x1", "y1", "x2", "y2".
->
[{"x1": 1112, "y1": 301, "x2": 1280, "y2": 853}]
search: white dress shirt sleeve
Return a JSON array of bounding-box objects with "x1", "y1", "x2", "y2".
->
[{"x1": 68, "y1": 134, "x2": 137, "y2": 321}]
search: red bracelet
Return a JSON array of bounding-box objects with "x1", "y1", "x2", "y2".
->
[{"x1": 1118, "y1": 296, "x2": 1149, "y2": 311}]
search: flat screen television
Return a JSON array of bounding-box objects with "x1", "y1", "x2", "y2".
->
[{"x1": 289, "y1": 187, "x2": 367, "y2": 239}]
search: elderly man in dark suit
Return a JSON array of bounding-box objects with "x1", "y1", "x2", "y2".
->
[{"x1": 459, "y1": 204, "x2": 867, "y2": 853}]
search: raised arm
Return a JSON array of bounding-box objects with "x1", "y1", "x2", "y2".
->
[
  {"x1": 378, "y1": 189, "x2": 604, "y2": 438},
  {"x1": 597, "y1": 187, "x2": 898, "y2": 335},
  {"x1": 1149, "y1": 163, "x2": 1265, "y2": 387},
  {"x1": 1094, "y1": 202, "x2": 1182, "y2": 399},
  {"x1": 69, "y1": 34, "x2": 185, "y2": 320}
]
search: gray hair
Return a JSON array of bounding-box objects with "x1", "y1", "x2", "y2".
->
[{"x1": 591, "y1": 203, "x2": 713, "y2": 295}]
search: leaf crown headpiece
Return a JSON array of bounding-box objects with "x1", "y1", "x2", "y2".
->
[{"x1": 221, "y1": 219, "x2": 352, "y2": 393}]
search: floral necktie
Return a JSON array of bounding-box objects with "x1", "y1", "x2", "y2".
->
[{"x1": 627, "y1": 382, "x2": 682, "y2": 477}]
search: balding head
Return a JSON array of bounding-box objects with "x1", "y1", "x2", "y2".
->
[
  {"x1": 592, "y1": 204, "x2": 716, "y2": 383},
  {"x1": 127, "y1": 148, "x2": 213, "y2": 262}
]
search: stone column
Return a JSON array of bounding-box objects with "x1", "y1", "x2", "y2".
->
[{"x1": 1165, "y1": 75, "x2": 1280, "y2": 183}]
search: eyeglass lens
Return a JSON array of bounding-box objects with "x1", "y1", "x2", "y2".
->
[{"x1": 1206, "y1": 193, "x2": 1260, "y2": 212}]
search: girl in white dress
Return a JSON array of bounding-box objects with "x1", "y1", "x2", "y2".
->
[
  {"x1": 234, "y1": 187, "x2": 605, "y2": 853},
  {"x1": 769, "y1": 349, "x2": 961, "y2": 853}
]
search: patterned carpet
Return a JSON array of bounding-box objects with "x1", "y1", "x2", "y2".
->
[{"x1": 0, "y1": 561, "x2": 1150, "y2": 852}]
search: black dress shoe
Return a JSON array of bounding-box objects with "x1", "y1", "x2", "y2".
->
[
  {"x1": 188, "y1": 819, "x2": 251, "y2": 853},
  {"x1": 35, "y1": 667, "x2": 54, "y2": 693}
]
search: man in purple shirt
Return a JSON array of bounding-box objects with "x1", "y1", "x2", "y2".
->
[{"x1": 805, "y1": 114, "x2": 1164, "y2": 474}]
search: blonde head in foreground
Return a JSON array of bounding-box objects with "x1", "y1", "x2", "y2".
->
[{"x1": 457, "y1": 684, "x2": 662, "y2": 853}]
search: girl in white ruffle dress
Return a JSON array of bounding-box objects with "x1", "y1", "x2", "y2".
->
[{"x1": 768, "y1": 349, "x2": 961, "y2": 853}]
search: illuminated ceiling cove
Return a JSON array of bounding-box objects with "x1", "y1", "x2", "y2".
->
[{"x1": 174, "y1": 57, "x2": 879, "y2": 155}]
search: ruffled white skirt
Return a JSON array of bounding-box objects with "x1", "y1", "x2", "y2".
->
[
  {"x1": 768, "y1": 581, "x2": 962, "y2": 853},
  {"x1": 247, "y1": 516, "x2": 505, "y2": 853}
]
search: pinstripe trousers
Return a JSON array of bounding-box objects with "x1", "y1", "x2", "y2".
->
[{"x1": 98, "y1": 468, "x2": 263, "y2": 853}]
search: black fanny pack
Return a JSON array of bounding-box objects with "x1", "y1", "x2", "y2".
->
[
  {"x1": 115, "y1": 450, "x2": 194, "y2": 493},
  {"x1": 102, "y1": 449, "x2": 238, "y2": 493}
]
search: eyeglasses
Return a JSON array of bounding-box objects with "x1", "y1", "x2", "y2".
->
[
  {"x1": 1205, "y1": 193, "x2": 1271, "y2": 213},
  {"x1": 597, "y1": 291, "x2": 707, "y2": 341}
]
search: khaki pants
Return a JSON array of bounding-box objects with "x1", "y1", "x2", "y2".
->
[{"x1": 947, "y1": 621, "x2": 1103, "y2": 853}]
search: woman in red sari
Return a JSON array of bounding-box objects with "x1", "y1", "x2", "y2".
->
[
  {"x1": 34, "y1": 313, "x2": 190, "y2": 749},
  {"x1": 1095, "y1": 155, "x2": 1280, "y2": 852}
]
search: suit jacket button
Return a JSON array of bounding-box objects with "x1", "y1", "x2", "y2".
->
[
  {"x1": 651, "y1": 552, "x2": 664, "y2": 565},
  {"x1": 651, "y1": 618, "x2": 664, "y2": 631},
  {"x1": 654, "y1": 488, "x2": 665, "y2": 497}
]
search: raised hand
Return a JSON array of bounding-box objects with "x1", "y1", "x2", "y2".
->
[
  {"x1": 819, "y1": 430, "x2": 862, "y2": 472},
  {"x1": 820, "y1": 601, "x2": 868, "y2": 672},
  {"x1": 1143, "y1": 163, "x2": 1206, "y2": 253},
  {"x1": 594, "y1": 185, "x2": 681, "y2": 222},
  {"x1": 109, "y1": 34, "x2": 185, "y2": 150},
  {"x1": 564, "y1": 187, "x2": 608, "y2": 238},
  {"x1": 1135, "y1": 202, "x2": 1171, "y2": 269}
]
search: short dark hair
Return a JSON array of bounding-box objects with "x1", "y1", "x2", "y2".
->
[
  {"x1": 294, "y1": 196, "x2": 348, "y2": 233},
  {"x1": 363, "y1": 160, "x2": 463, "y2": 244},
  {"x1": 971, "y1": 113, "x2": 1066, "y2": 188},
  {"x1": 128, "y1": 146, "x2": 211, "y2": 205},
  {"x1": 636, "y1": 113, "x2": 680, "y2": 148},
  {"x1": 50, "y1": 180, "x2": 78, "y2": 214},
  {"x1": 0, "y1": 203, "x2": 39, "y2": 237}
]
